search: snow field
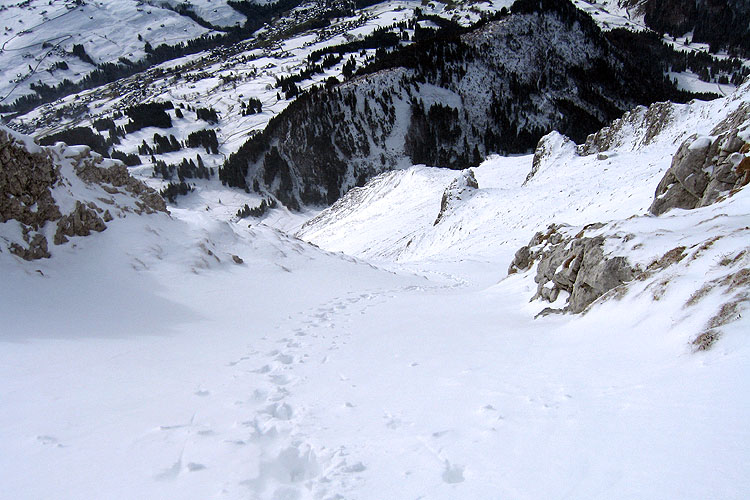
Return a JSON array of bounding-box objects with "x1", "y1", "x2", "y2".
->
[{"x1": 1, "y1": 10, "x2": 750, "y2": 500}]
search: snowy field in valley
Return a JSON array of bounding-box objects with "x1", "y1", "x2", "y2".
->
[{"x1": 2, "y1": 75, "x2": 750, "y2": 499}]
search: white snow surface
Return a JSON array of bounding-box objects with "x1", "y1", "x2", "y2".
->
[
  {"x1": 2, "y1": 74, "x2": 750, "y2": 500},
  {"x1": 0, "y1": 0, "x2": 226, "y2": 102}
]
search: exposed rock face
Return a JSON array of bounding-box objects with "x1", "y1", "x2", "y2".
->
[
  {"x1": 54, "y1": 201, "x2": 108, "y2": 245},
  {"x1": 649, "y1": 128, "x2": 750, "y2": 215},
  {"x1": 579, "y1": 101, "x2": 674, "y2": 156},
  {"x1": 0, "y1": 128, "x2": 62, "y2": 229},
  {"x1": 9, "y1": 232, "x2": 50, "y2": 260},
  {"x1": 0, "y1": 127, "x2": 168, "y2": 260},
  {"x1": 74, "y1": 153, "x2": 167, "y2": 215},
  {"x1": 509, "y1": 224, "x2": 635, "y2": 313},
  {"x1": 434, "y1": 169, "x2": 478, "y2": 225}
]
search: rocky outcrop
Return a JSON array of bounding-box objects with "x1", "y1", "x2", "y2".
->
[
  {"x1": 524, "y1": 132, "x2": 577, "y2": 185},
  {"x1": 0, "y1": 128, "x2": 62, "y2": 229},
  {"x1": 73, "y1": 152, "x2": 167, "y2": 215},
  {"x1": 649, "y1": 128, "x2": 750, "y2": 215},
  {"x1": 9, "y1": 232, "x2": 50, "y2": 261},
  {"x1": 578, "y1": 101, "x2": 675, "y2": 156},
  {"x1": 434, "y1": 169, "x2": 478, "y2": 225},
  {"x1": 509, "y1": 224, "x2": 635, "y2": 314},
  {"x1": 54, "y1": 201, "x2": 109, "y2": 245},
  {"x1": 0, "y1": 127, "x2": 167, "y2": 260}
]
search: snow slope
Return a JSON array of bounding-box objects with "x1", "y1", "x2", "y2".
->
[
  {"x1": 2, "y1": 57, "x2": 750, "y2": 500},
  {"x1": 2, "y1": 186, "x2": 749, "y2": 499},
  {"x1": 299, "y1": 82, "x2": 750, "y2": 271}
]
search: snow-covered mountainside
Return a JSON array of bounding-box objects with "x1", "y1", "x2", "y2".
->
[
  {"x1": 2, "y1": 2, "x2": 750, "y2": 499},
  {"x1": 221, "y1": 0, "x2": 695, "y2": 208},
  {"x1": 0, "y1": 0, "x2": 238, "y2": 104},
  {"x1": 300, "y1": 78, "x2": 750, "y2": 326},
  {"x1": 0, "y1": 0, "x2": 745, "y2": 224},
  {"x1": 2, "y1": 88, "x2": 750, "y2": 496}
]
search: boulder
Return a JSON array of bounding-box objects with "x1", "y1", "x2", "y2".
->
[
  {"x1": 510, "y1": 224, "x2": 634, "y2": 314},
  {"x1": 524, "y1": 132, "x2": 575, "y2": 185}
]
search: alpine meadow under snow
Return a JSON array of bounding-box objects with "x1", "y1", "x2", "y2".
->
[{"x1": 1, "y1": 0, "x2": 750, "y2": 499}]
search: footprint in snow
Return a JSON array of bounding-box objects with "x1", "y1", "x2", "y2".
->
[
  {"x1": 269, "y1": 373, "x2": 292, "y2": 386},
  {"x1": 276, "y1": 353, "x2": 294, "y2": 365},
  {"x1": 36, "y1": 435, "x2": 63, "y2": 447},
  {"x1": 342, "y1": 462, "x2": 366, "y2": 473},
  {"x1": 442, "y1": 461, "x2": 465, "y2": 484},
  {"x1": 264, "y1": 402, "x2": 294, "y2": 420},
  {"x1": 159, "y1": 424, "x2": 187, "y2": 431},
  {"x1": 253, "y1": 388, "x2": 269, "y2": 400},
  {"x1": 155, "y1": 458, "x2": 182, "y2": 481},
  {"x1": 267, "y1": 388, "x2": 289, "y2": 402}
]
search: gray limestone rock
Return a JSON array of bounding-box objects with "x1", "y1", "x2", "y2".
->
[
  {"x1": 650, "y1": 128, "x2": 750, "y2": 215},
  {"x1": 511, "y1": 224, "x2": 635, "y2": 314},
  {"x1": 9, "y1": 233, "x2": 51, "y2": 261},
  {"x1": 0, "y1": 129, "x2": 62, "y2": 228}
]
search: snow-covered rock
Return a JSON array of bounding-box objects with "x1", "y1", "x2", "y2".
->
[
  {"x1": 650, "y1": 108, "x2": 750, "y2": 214},
  {"x1": 433, "y1": 168, "x2": 478, "y2": 225},
  {"x1": 0, "y1": 126, "x2": 166, "y2": 259}
]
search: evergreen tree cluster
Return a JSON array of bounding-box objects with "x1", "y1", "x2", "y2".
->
[
  {"x1": 186, "y1": 129, "x2": 219, "y2": 154},
  {"x1": 159, "y1": 181, "x2": 194, "y2": 203},
  {"x1": 274, "y1": 22, "x2": 412, "y2": 96},
  {"x1": 275, "y1": 53, "x2": 344, "y2": 98},
  {"x1": 110, "y1": 149, "x2": 142, "y2": 166},
  {"x1": 241, "y1": 98, "x2": 263, "y2": 116},
  {"x1": 92, "y1": 118, "x2": 116, "y2": 132},
  {"x1": 71, "y1": 43, "x2": 95, "y2": 65},
  {"x1": 405, "y1": 100, "x2": 482, "y2": 168},
  {"x1": 38, "y1": 126, "x2": 109, "y2": 156},
  {"x1": 167, "y1": 2, "x2": 223, "y2": 31},
  {"x1": 196, "y1": 107, "x2": 219, "y2": 124},
  {"x1": 606, "y1": 29, "x2": 749, "y2": 88},
  {"x1": 220, "y1": 0, "x2": 720, "y2": 211},
  {"x1": 124, "y1": 102, "x2": 173, "y2": 133},
  {"x1": 640, "y1": 0, "x2": 750, "y2": 58},
  {"x1": 307, "y1": 22, "x2": 407, "y2": 63},
  {"x1": 154, "y1": 155, "x2": 212, "y2": 182},
  {"x1": 236, "y1": 198, "x2": 277, "y2": 218},
  {"x1": 47, "y1": 61, "x2": 69, "y2": 73},
  {"x1": 152, "y1": 133, "x2": 182, "y2": 154}
]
